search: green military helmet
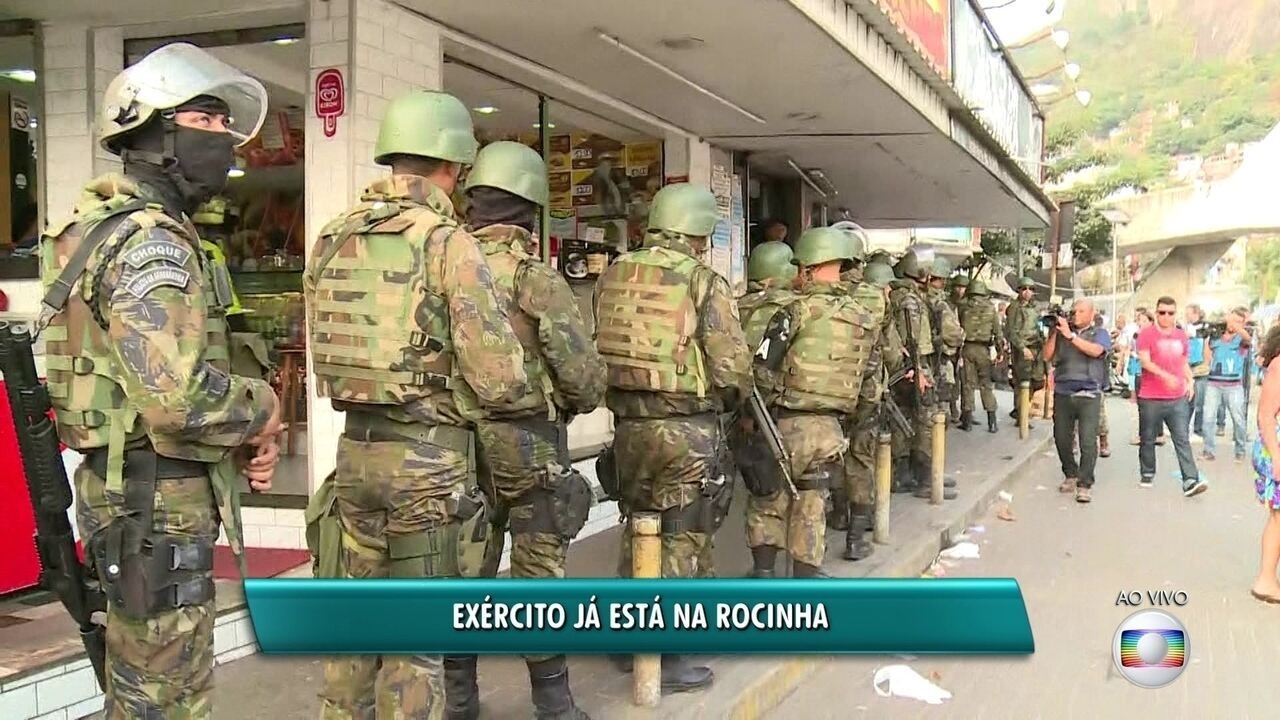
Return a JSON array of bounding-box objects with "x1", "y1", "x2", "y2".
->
[
  {"x1": 648, "y1": 183, "x2": 719, "y2": 237},
  {"x1": 931, "y1": 256, "x2": 953, "y2": 279},
  {"x1": 864, "y1": 262, "x2": 896, "y2": 287},
  {"x1": 968, "y1": 279, "x2": 990, "y2": 296},
  {"x1": 792, "y1": 226, "x2": 856, "y2": 269},
  {"x1": 374, "y1": 91, "x2": 479, "y2": 166},
  {"x1": 464, "y1": 141, "x2": 549, "y2": 206},
  {"x1": 1016, "y1": 276, "x2": 1036, "y2": 290},
  {"x1": 829, "y1": 221, "x2": 868, "y2": 262},
  {"x1": 748, "y1": 241, "x2": 798, "y2": 282},
  {"x1": 952, "y1": 274, "x2": 970, "y2": 287},
  {"x1": 894, "y1": 245, "x2": 935, "y2": 280}
]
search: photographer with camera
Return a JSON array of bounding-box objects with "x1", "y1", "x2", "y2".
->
[
  {"x1": 1046, "y1": 299, "x2": 1112, "y2": 503},
  {"x1": 1201, "y1": 307, "x2": 1253, "y2": 462}
]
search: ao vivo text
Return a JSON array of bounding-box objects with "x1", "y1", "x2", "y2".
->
[{"x1": 1114, "y1": 590, "x2": 1189, "y2": 606}]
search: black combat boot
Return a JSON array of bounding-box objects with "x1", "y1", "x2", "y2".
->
[
  {"x1": 911, "y1": 455, "x2": 957, "y2": 500},
  {"x1": 612, "y1": 654, "x2": 716, "y2": 693},
  {"x1": 792, "y1": 560, "x2": 829, "y2": 578},
  {"x1": 842, "y1": 505, "x2": 875, "y2": 561},
  {"x1": 444, "y1": 655, "x2": 480, "y2": 720},
  {"x1": 749, "y1": 545, "x2": 778, "y2": 578},
  {"x1": 987, "y1": 410, "x2": 998, "y2": 433},
  {"x1": 528, "y1": 656, "x2": 591, "y2": 720},
  {"x1": 891, "y1": 459, "x2": 914, "y2": 493},
  {"x1": 957, "y1": 411, "x2": 973, "y2": 432}
]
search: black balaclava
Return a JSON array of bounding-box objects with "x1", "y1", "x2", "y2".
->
[
  {"x1": 120, "y1": 95, "x2": 237, "y2": 216},
  {"x1": 465, "y1": 186, "x2": 538, "y2": 232}
]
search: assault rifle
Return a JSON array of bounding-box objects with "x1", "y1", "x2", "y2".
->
[
  {"x1": 745, "y1": 385, "x2": 798, "y2": 498},
  {"x1": 0, "y1": 322, "x2": 107, "y2": 689},
  {"x1": 879, "y1": 368, "x2": 915, "y2": 438}
]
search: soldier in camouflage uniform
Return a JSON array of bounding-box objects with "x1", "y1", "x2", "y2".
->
[
  {"x1": 737, "y1": 241, "x2": 798, "y2": 578},
  {"x1": 927, "y1": 258, "x2": 965, "y2": 426},
  {"x1": 839, "y1": 260, "x2": 901, "y2": 560},
  {"x1": 596, "y1": 183, "x2": 752, "y2": 691},
  {"x1": 889, "y1": 248, "x2": 957, "y2": 499},
  {"x1": 757, "y1": 227, "x2": 877, "y2": 576},
  {"x1": 37, "y1": 44, "x2": 284, "y2": 719},
  {"x1": 1005, "y1": 276, "x2": 1046, "y2": 420},
  {"x1": 958, "y1": 279, "x2": 1002, "y2": 433},
  {"x1": 949, "y1": 274, "x2": 968, "y2": 311},
  {"x1": 444, "y1": 142, "x2": 605, "y2": 720},
  {"x1": 305, "y1": 92, "x2": 529, "y2": 720}
]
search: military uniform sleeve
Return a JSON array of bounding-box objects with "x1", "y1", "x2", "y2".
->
[
  {"x1": 516, "y1": 262, "x2": 606, "y2": 415},
  {"x1": 1005, "y1": 305, "x2": 1025, "y2": 350},
  {"x1": 938, "y1": 301, "x2": 964, "y2": 354},
  {"x1": 101, "y1": 227, "x2": 275, "y2": 448},
  {"x1": 693, "y1": 267, "x2": 753, "y2": 410},
  {"x1": 912, "y1": 295, "x2": 935, "y2": 357},
  {"x1": 440, "y1": 228, "x2": 528, "y2": 404}
]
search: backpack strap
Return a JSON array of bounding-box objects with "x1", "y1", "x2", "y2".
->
[{"x1": 37, "y1": 200, "x2": 149, "y2": 331}]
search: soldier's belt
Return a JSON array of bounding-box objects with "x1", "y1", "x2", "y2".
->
[
  {"x1": 344, "y1": 412, "x2": 472, "y2": 454},
  {"x1": 772, "y1": 408, "x2": 840, "y2": 420},
  {"x1": 85, "y1": 448, "x2": 207, "y2": 481},
  {"x1": 963, "y1": 340, "x2": 993, "y2": 347}
]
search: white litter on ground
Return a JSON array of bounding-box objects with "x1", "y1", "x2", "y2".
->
[
  {"x1": 938, "y1": 541, "x2": 981, "y2": 560},
  {"x1": 873, "y1": 665, "x2": 952, "y2": 705},
  {"x1": 998, "y1": 490, "x2": 1014, "y2": 503}
]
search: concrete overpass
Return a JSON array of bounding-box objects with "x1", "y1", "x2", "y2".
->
[{"x1": 1104, "y1": 123, "x2": 1280, "y2": 309}]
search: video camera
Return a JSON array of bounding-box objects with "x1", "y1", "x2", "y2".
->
[
  {"x1": 1198, "y1": 322, "x2": 1227, "y2": 339},
  {"x1": 1039, "y1": 303, "x2": 1068, "y2": 329}
]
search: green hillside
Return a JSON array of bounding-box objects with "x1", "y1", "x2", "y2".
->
[{"x1": 1027, "y1": 0, "x2": 1280, "y2": 181}]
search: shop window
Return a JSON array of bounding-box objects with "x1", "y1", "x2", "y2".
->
[{"x1": 0, "y1": 30, "x2": 39, "y2": 279}]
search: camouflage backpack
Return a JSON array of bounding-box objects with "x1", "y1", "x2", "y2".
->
[{"x1": 776, "y1": 291, "x2": 875, "y2": 415}]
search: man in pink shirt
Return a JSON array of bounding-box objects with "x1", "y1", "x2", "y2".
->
[{"x1": 1135, "y1": 296, "x2": 1206, "y2": 496}]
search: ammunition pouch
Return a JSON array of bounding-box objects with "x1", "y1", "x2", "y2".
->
[
  {"x1": 733, "y1": 430, "x2": 783, "y2": 497},
  {"x1": 388, "y1": 487, "x2": 492, "y2": 578},
  {"x1": 595, "y1": 445, "x2": 621, "y2": 501},
  {"x1": 659, "y1": 474, "x2": 734, "y2": 536},
  {"x1": 305, "y1": 472, "x2": 344, "y2": 579},
  {"x1": 509, "y1": 464, "x2": 594, "y2": 541}
]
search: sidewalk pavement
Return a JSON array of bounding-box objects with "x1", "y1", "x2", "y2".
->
[{"x1": 214, "y1": 389, "x2": 1054, "y2": 720}]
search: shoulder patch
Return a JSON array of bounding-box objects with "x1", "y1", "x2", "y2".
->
[
  {"x1": 120, "y1": 231, "x2": 193, "y2": 269},
  {"x1": 123, "y1": 265, "x2": 191, "y2": 298}
]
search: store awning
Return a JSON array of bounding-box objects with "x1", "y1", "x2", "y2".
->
[{"x1": 413, "y1": 0, "x2": 1051, "y2": 229}]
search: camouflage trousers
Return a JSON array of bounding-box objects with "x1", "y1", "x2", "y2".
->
[
  {"x1": 320, "y1": 434, "x2": 471, "y2": 720},
  {"x1": 890, "y1": 386, "x2": 936, "y2": 458},
  {"x1": 1012, "y1": 352, "x2": 1047, "y2": 390},
  {"x1": 841, "y1": 402, "x2": 878, "y2": 506},
  {"x1": 961, "y1": 342, "x2": 997, "y2": 413},
  {"x1": 745, "y1": 413, "x2": 845, "y2": 567},
  {"x1": 613, "y1": 415, "x2": 718, "y2": 579},
  {"x1": 76, "y1": 467, "x2": 218, "y2": 720},
  {"x1": 476, "y1": 419, "x2": 571, "y2": 662}
]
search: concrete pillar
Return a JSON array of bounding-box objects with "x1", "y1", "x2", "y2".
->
[
  {"x1": 1133, "y1": 240, "x2": 1235, "y2": 310},
  {"x1": 303, "y1": 0, "x2": 444, "y2": 489},
  {"x1": 38, "y1": 24, "x2": 122, "y2": 223}
]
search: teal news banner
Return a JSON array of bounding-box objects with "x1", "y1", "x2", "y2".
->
[{"x1": 244, "y1": 578, "x2": 1034, "y2": 655}]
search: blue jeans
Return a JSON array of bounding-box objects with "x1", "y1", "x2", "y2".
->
[
  {"x1": 1137, "y1": 398, "x2": 1200, "y2": 485},
  {"x1": 1202, "y1": 381, "x2": 1247, "y2": 457},
  {"x1": 1191, "y1": 376, "x2": 1208, "y2": 435}
]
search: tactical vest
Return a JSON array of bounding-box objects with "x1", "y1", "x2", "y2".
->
[
  {"x1": 962, "y1": 298, "x2": 997, "y2": 344},
  {"x1": 1053, "y1": 325, "x2": 1107, "y2": 390},
  {"x1": 595, "y1": 246, "x2": 707, "y2": 397},
  {"x1": 476, "y1": 248, "x2": 559, "y2": 419},
  {"x1": 739, "y1": 287, "x2": 794, "y2": 351},
  {"x1": 41, "y1": 197, "x2": 229, "y2": 469},
  {"x1": 308, "y1": 202, "x2": 459, "y2": 406},
  {"x1": 776, "y1": 292, "x2": 873, "y2": 414}
]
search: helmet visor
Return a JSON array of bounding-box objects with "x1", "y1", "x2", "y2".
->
[{"x1": 126, "y1": 43, "x2": 269, "y2": 146}]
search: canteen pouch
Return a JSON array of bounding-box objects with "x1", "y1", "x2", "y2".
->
[
  {"x1": 304, "y1": 472, "x2": 344, "y2": 579},
  {"x1": 595, "y1": 445, "x2": 621, "y2": 501}
]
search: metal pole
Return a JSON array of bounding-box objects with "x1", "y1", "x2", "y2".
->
[
  {"x1": 930, "y1": 412, "x2": 947, "y2": 505},
  {"x1": 538, "y1": 95, "x2": 551, "y2": 265},
  {"x1": 1111, "y1": 236, "x2": 1118, "y2": 322},
  {"x1": 1015, "y1": 229, "x2": 1024, "y2": 277},
  {"x1": 631, "y1": 513, "x2": 661, "y2": 707},
  {"x1": 1018, "y1": 381, "x2": 1031, "y2": 439},
  {"x1": 873, "y1": 433, "x2": 892, "y2": 544}
]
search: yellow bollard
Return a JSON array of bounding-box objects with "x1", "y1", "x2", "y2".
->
[
  {"x1": 1042, "y1": 372, "x2": 1054, "y2": 420},
  {"x1": 1018, "y1": 381, "x2": 1031, "y2": 439},
  {"x1": 631, "y1": 512, "x2": 661, "y2": 707},
  {"x1": 930, "y1": 412, "x2": 947, "y2": 505},
  {"x1": 873, "y1": 432, "x2": 892, "y2": 544}
]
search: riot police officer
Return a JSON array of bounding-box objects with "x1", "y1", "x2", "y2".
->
[{"x1": 37, "y1": 43, "x2": 283, "y2": 718}]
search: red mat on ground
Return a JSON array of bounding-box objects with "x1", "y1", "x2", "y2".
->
[{"x1": 213, "y1": 546, "x2": 311, "y2": 579}]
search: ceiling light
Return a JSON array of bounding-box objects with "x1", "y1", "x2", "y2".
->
[
  {"x1": 272, "y1": 38, "x2": 301, "y2": 46},
  {"x1": 533, "y1": 122, "x2": 556, "y2": 129},
  {"x1": 1051, "y1": 29, "x2": 1070, "y2": 50},
  {"x1": 473, "y1": 106, "x2": 500, "y2": 114},
  {"x1": 1075, "y1": 89, "x2": 1093, "y2": 107},
  {"x1": 0, "y1": 69, "x2": 36, "y2": 83},
  {"x1": 1064, "y1": 62, "x2": 1081, "y2": 81},
  {"x1": 227, "y1": 167, "x2": 246, "y2": 178}
]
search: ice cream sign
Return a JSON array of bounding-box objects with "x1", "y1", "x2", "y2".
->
[{"x1": 315, "y1": 68, "x2": 345, "y2": 138}]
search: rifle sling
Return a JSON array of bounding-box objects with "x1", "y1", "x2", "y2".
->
[{"x1": 41, "y1": 200, "x2": 149, "y2": 314}]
